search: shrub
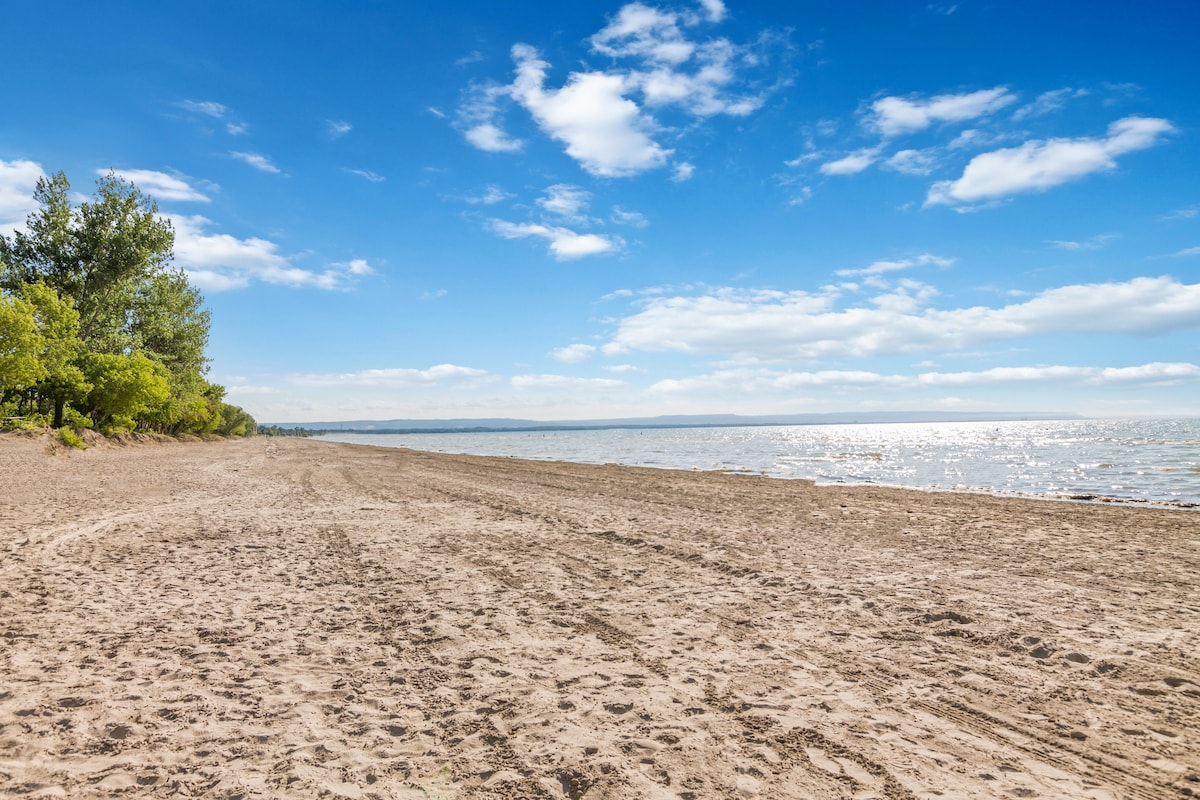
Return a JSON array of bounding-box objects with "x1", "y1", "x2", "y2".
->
[{"x1": 57, "y1": 426, "x2": 86, "y2": 449}]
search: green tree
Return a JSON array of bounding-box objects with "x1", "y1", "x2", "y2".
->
[
  {"x1": 1, "y1": 170, "x2": 230, "y2": 435},
  {"x1": 21, "y1": 282, "x2": 90, "y2": 427},
  {"x1": 1, "y1": 171, "x2": 176, "y2": 353},
  {"x1": 81, "y1": 350, "x2": 171, "y2": 432},
  {"x1": 0, "y1": 292, "x2": 46, "y2": 403}
]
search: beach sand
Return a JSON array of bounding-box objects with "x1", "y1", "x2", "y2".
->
[{"x1": 1, "y1": 434, "x2": 1197, "y2": 799}]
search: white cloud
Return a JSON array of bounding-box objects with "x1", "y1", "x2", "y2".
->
[
  {"x1": 346, "y1": 168, "x2": 385, "y2": 183},
  {"x1": 465, "y1": 122, "x2": 524, "y2": 153},
  {"x1": 1049, "y1": 234, "x2": 1118, "y2": 251},
  {"x1": 326, "y1": 119, "x2": 352, "y2": 138},
  {"x1": 632, "y1": 39, "x2": 763, "y2": 117},
  {"x1": 231, "y1": 152, "x2": 282, "y2": 174},
  {"x1": 465, "y1": 184, "x2": 511, "y2": 205},
  {"x1": 608, "y1": 276, "x2": 1200, "y2": 360},
  {"x1": 489, "y1": 220, "x2": 622, "y2": 260},
  {"x1": 648, "y1": 362, "x2": 1200, "y2": 394},
  {"x1": 457, "y1": 6, "x2": 769, "y2": 178},
  {"x1": 699, "y1": 0, "x2": 727, "y2": 22},
  {"x1": 511, "y1": 44, "x2": 670, "y2": 177},
  {"x1": 511, "y1": 374, "x2": 624, "y2": 390},
  {"x1": 0, "y1": 159, "x2": 45, "y2": 234},
  {"x1": 293, "y1": 364, "x2": 488, "y2": 387},
  {"x1": 458, "y1": 81, "x2": 525, "y2": 153},
  {"x1": 819, "y1": 146, "x2": 882, "y2": 176},
  {"x1": 1175, "y1": 246, "x2": 1200, "y2": 257},
  {"x1": 169, "y1": 215, "x2": 369, "y2": 291},
  {"x1": 786, "y1": 185, "x2": 813, "y2": 206},
  {"x1": 869, "y1": 87, "x2": 1016, "y2": 137},
  {"x1": 339, "y1": 258, "x2": 374, "y2": 276},
  {"x1": 835, "y1": 253, "x2": 954, "y2": 278},
  {"x1": 538, "y1": 184, "x2": 592, "y2": 220},
  {"x1": 591, "y1": 2, "x2": 696, "y2": 64},
  {"x1": 1012, "y1": 87, "x2": 1088, "y2": 121},
  {"x1": 612, "y1": 206, "x2": 650, "y2": 227},
  {"x1": 884, "y1": 148, "x2": 939, "y2": 176},
  {"x1": 179, "y1": 100, "x2": 247, "y2": 135},
  {"x1": 927, "y1": 116, "x2": 1174, "y2": 207},
  {"x1": 671, "y1": 162, "x2": 696, "y2": 182},
  {"x1": 551, "y1": 344, "x2": 597, "y2": 363},
  {"x1": 180, "y1": 100, "x2": 227, "y2": 118},
  {"x1": 1162, "y1": 207, "x2": 1198, "y2": 221},
  {"x1": 100, "y1": 169, "x2": 210, "y2": 202},
  {"x1": 222, "y1": 384, "x2": 278, "y2": 395}
]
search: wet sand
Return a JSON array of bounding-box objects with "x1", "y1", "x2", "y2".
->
[{"x1": 1, "y1": 434, "x2": 1197, "y2": 798}]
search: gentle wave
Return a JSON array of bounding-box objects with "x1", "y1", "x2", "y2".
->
[{"x1": 316, "y1": 418, "x2": 1200, "y2": 508}]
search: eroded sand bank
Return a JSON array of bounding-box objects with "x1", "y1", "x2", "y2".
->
[{"x1": 1, "y1": 434, "x2": 1197, "y2": 798}]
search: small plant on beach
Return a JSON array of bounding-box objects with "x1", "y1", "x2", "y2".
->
[{"x1": 57, "y1": 425, "x2": 85, "y2": 449}]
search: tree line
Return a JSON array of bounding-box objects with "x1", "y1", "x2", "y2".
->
[{"x1": 0, "y1": 172, "x2": 255, "y2": 437}]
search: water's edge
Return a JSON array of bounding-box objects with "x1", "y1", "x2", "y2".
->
[{"x1": 315, "y1": 419, "x2": 1200, "y2": 510}]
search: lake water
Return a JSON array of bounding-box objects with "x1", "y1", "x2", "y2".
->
[{"x1": 316, "y1": 418, "x2": 1200, "y2": 508}]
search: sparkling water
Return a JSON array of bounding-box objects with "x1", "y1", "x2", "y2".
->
[{"x1": 317, "y1": 418, "x2": 1200, "y2": 507}]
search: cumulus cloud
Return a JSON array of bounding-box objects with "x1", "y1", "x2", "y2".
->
[
  {"x1": 648, "y1": 362, "x2": 1200, "y2": 394},
  {"x1": 292, "y1": 364, "x2": 488, "y2": 387},
  {"x1": 927, "y1": 116, "x2": 1174, "y2": 207},
  {"x1": 465, "y1": 185, "x2": 512, "y2": 205},
  {"x1": 883, "y1": 148, "x2": 939, "y2": 176},
  {"x1": 510, "y1": 44, "x2": 670, "y2": 177},
  {"x1": 1012, "y1": 87, "x2": 1088, "y2": 121},
  {"x1": 538, "y1": 184, "x2": 593, "y2": 220},
  {"x1": 671, "y1": 162, "x2": 696, "y2": 182},
  {"x1": 611, "y1": 206, "x2": 650, "y2": 227},
  {"x1": 591, "y1": 2, "x2": 696, "y2": 64},
  {"x1": 819, "y1": 146, "x2": 882, "y2": 176},
  {"x1": 489, "y1": 220, "x2": 622, "y2": 260},
  {"x1": 231, "y1": 151, "x2": 282, "y2": 174},
  {"x1": 99, "y1": 169, "x2": 210, "y2": 202},
  {"x1": 325, "y1": 119, "x2": 352, "y2": 138},
  {"x1": 511, "y1": 374, "x2": 625, "y2": 390},
  {"x1": 869, "y1": 87, "x2": 1016, "y2": 137},
  {"x1": 551, "y1": 344, "x2": 597, "y2": 363},
  {"x1": 169, "y1": 215, "x2": 369, "y2": 291},
  {"x1": 835, "y1": 253, "x2": 954, "y2": 278},
  {"x1": 340, "y1": 258, "x2": 375, "y2": 276},
  {"x1": 607, "y1": 276, "x2": 1200, "y2": 361},
  {"x1": 699, "y1": 0, "x2": 727, "y2": 22},
  {"x1": 456, "y1": 3, "x2": 771, "y2": 178},
  {"x1": 180, "y1": 100, "x2": 227, "y2": 118},
  {"x1": 465, "y1": 122, "x2": 524, "y2": 153},
  {"x1": 0, "y1": 159, "x2": 45, "y2": 233}
]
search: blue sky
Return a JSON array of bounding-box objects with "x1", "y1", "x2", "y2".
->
[{"x1": 3, "y1": 0, "x2": 1198, "y2": 422}]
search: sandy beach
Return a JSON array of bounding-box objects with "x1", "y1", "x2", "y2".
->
[{"x1": 1, "y1": 434, "x2": 1196, "y2": 799}]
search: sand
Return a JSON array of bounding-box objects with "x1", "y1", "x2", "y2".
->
[{"x1": 0, "y1": 434, "x2": 1197, "y2": 799}]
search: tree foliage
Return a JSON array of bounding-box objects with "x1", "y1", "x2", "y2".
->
[{"x1": 0, "y1": 171, "x2": 254, "y2": 436}]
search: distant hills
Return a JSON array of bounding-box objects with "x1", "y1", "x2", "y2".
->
[{"x1": 268, "y1": 410, "x2": 1084, "y2": 433}]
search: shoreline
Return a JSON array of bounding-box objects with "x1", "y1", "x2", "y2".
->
[
  {"x1": 2, "y1": 435, "x2": 1197, "y2": 798},
  {"x1": 313, "y1": 434, "x2": 1200, "y2": 512}
]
